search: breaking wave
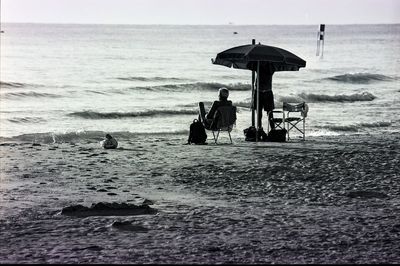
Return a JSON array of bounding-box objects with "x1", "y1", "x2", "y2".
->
[
  {"x1": 324, "y1": 73, "x2": 395, "y2": 84},
  {"x1": 0, "y1": 81, "x2": 26, "y2": 88},
  {"x1": 323, "y1": 121, "x2": 392, "y2": 132},
  {"x1": 68, "y1": 109, "x2": 197, "y2": 119},
  {"x1": 127, "y1": 82, "x2": 251, "y2": 92},
  {"x1": 299, "y1": 92, "x2": 376, "y2": 102},
  {"x1": 117, "y1": 76, "x2": 188, "y2": 82},
  {"x1": 0, "y1": 81, "x2": 44, "y2": 88},
  {"x1": 2, "y1": 91, "x2": 62, "y2": 99},
  {"x1": 7, "y1": 117, "x2": 46, "y2": 124},
  {"x1": 279, "y1": 92, "x2": 376, "y2": 103}
]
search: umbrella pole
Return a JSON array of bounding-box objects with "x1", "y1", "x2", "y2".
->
[
  {"x1": 251, "y1": 39, "x2": 256, "y2": 127},
  {"x1": 251, "y1": 69, "x2": 255, "y2": 127},
  {"x1": 256, "y1": 61, "x2": 260, "y2": 142}
]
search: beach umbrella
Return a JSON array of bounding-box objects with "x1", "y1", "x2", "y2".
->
[{"x1": 212, "y1": 41, "x2": 306, "y2": 141}]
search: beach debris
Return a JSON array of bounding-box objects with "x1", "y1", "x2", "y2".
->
[
  {"x1": 72, "y1": 245, "x2": 103, "y2": 251},
  {"x1": 0, "y1": 143, "x2": 17, "y2": 146},
  {"x1": 142, "y1": 199, "x2": 154, "y2": 205},
  {"x1": 101, "y1": 134, "x2": 118, "y2": 149},
  {"x1": 61, "y1": 202, "x2": 157, "y2": 217},
  {"x1": 22, "y1": 173, "x2": 33, "y2": 178}
]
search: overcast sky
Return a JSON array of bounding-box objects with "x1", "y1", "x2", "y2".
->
[{"x1": 1, "y1": 0, "x2": 400, "y2": 25}]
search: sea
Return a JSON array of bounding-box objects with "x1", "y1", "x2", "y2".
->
[{"x1": 1, "y1": 23, "x2": 399, "y2": 143}]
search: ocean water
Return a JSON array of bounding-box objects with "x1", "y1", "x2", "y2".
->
[{"x1": 1, "y1": 23, "x2": 399, "y2": 142}]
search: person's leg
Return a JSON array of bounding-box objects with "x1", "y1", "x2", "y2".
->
[
  {"x1": 257, "y1": 106, "x2": 263, "y2": 129},
  {"x1": 268, "y1": 111, "x2": 275, "y2": 130},
  {"x1": 198, "y1": 102, "x2": 206, "y2": 123},
  {"x1": 198, "y1": 102, "x2": 212, "y2": 129},
  {"x1": 254, "y1": 93, "x2": 263, "y2": 129},
  {"x1": 265, "y1": 91, "x2": 275, "y2": 131}
]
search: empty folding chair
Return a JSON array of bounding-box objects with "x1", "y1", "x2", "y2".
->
[{"x1": 283, "y1": 102, "x2": 308, "y2": 140}]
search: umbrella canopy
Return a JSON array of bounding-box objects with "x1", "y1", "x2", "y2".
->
[
  {"x1": 212, "y1": 42, "x2": 306, "y2": 141},
  {"x1": 212, "y1": 43, "x2": 306, "y2": 71}
]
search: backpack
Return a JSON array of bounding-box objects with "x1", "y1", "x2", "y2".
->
[
  {"x1": 244, "y1": 126, "x2": 268, "y2": 142},
  {"x1": 266, "y1": 129, "x2": 287, "y2": 142},
  {"x1": 188, "y1": 119, "x2": 207, "y2": 144}
]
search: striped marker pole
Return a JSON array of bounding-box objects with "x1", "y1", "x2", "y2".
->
[{"x1": 316, "y1": 24, "x2": 325, "y2": 58}]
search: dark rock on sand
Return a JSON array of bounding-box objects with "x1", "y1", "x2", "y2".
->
[
  {"x1": 346, "y1": 190, "x2": 388, "y2": 199},
  {"x1": 61, "y1": 202, "x2": 157, "y2": 217}
]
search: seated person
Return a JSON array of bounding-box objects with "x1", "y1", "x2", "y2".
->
[
  {"x1": 198, "y1": 87, "x2": 232, "y2": 130},
  {"x1": 101, "y1": 134, "x2": 118, "y2": 149}
]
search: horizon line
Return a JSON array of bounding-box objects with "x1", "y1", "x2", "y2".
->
[{"x1": 1, "y1": 21, "x2": 400, "y2": 26}]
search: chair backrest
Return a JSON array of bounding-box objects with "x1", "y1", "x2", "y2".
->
[
  {"x1": 213, "y1": 105, "x2": 237, "y2": 130},
  {"x1": 283, "y1": 102, "x2": 308, "y2": 117},
  {"x1": 283, "y1": 102, "x2": 304, "y2": 112}
]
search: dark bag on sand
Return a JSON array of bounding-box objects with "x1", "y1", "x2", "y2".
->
[
  {"x1": 244, "y1": 126, "x2": 257, "y2": 142},
  {"x1": 188, "y1": 119, "x2": 207, "y2": 144},
  {"x1": 266, "y1": 129, "x2": 287, "y2": 142},
  {"x1": 244, "y1": 126, "x2": 268, "y2": 142}
]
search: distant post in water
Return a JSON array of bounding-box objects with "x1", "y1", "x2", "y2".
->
[{"x1": 316, "y1": 24, "x2": 325, "y2": 57}]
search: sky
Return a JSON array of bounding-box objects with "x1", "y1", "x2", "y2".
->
[{"x1": 1, "y1": 0, "x2": 400, "y2": 25}]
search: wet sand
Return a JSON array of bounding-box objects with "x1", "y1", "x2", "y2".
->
[{"x1": 0, "y1": 133, "x2": 399, "y2": 263}]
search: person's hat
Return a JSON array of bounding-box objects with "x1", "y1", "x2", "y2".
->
[{"x1": 218, "y1": 87, "x2": 229, "y2": 98}]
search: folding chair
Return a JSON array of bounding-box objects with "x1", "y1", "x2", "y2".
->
[
  {"x1": 268, "y1": 109, "x2": 286, "y2": 132},
  {"x1": 282, "y1": 102, "x2": 308, "y2": 141},
  {"x1": 209, "y1": 105, "x2": 237, "y2": 144}
]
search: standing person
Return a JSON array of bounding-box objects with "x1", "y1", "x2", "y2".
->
[
  {"x1": 253, "y1": 64, "x2": 275, "y2": 131},
  {"x1": 198, "y1": 87, "x2": 232, "y2": 130}
]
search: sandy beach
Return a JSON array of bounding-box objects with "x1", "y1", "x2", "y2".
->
[{"x1": 0, "y1": 132, "x2": 399, "y2": 263}]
